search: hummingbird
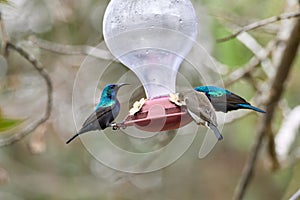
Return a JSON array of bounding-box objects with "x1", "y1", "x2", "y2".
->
[
  {"x1": 170, "y1": 89, "x2": 223, "y2": 140},
  {"x1": 194, "y1": 86, "x2": 266, "y2": 113},
  {"x1": 66, "y1": 83, "x2": 128, "y2": 144}
]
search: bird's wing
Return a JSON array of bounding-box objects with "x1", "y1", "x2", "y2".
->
[
  {"x1": 81, "y1": 104, "x2": 116, "y2": 128},
  {"x1": 204, "y1": 90, "x2": 249, "y2": 112},
  {"x1": 186, "y1": 108, "x2": 204, "y2": 125},
  {"x1": 226, "y1": 92, "x2": 249, "y2": 105},
  {"x1": 224, "y1": 92, "x2": 266, "y2": 113},
  {"x1": 201, "y1": 87, "x2": 248, "y2": 104},
  {"x1": 184, "y1": 91, "x2": 218, "y2": 126}
]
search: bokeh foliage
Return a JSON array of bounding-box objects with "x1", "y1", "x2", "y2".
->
[{"x1": 0, "y1": 0, "x2": 299, "y2": 199}]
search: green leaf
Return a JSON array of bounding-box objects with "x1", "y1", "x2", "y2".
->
[
  {"x1": 211, "y1": 20, "x2": 253, "y2": 68},
  {"x1": 0, "y1": 117, "x2": 23, "y2": 132},
  {"x1": 0, "y1": 0, "x2": 9, "y2": 5}
]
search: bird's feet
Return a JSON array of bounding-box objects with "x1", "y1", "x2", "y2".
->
[{"x1": 110, "y1": 122, "x2": 126, "y2": 130}]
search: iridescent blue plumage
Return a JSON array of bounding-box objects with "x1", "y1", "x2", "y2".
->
[
  {"x1": 194, "y1": 86, "x2": 265, "y2": 113},
  {"x1": 96, "y1": 84, "x2": 119, "y2": 108},
  {"x1": 66, "y1": 83, "x2": 128, "y2": 144}
]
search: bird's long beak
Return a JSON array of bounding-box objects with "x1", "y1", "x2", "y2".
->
[{"x1": 117, "y1": 83, "x2": 130, "y2": 88}]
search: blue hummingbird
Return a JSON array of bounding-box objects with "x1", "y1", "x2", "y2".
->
[
  {"x1": 194, "y1": 86, "x2": 266, "y2": 113},
  {"x1": 66, "y1": 83, "x2": 128, "y2": 144}
]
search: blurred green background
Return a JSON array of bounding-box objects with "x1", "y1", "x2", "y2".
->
[{"x1": 0, "y1": 0, "x2": 299, "y2": 199}]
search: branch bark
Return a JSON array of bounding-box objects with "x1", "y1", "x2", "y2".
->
[
  {"x1": 289, "y1": 188, "x2": 300, "y2": 200},
  {"x1": 233, "y1": 10, "x2": 300, "y2": 200},
  {"x1": 224, "y1": 39, "x2": 275, "y2": 87},
  {"x1": 0, "y1": 13, "x2": 53, "y2": 147},
  {"x1": 275, "y1": 106, "x2": 300, "y2": 163},
  {"x1": 28, "y1": 35, "x2": 116, "y2": 61},
  {"x1": 217, "y1": 11, "x2": 300, "y2": 43}
]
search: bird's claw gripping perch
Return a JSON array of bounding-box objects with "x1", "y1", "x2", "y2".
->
[{"x1": 110, "y1": 122, "x2": 126, "y2": 130}]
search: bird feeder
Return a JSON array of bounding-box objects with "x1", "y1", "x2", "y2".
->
[{"x1": 103, "y1": 0, "x2": 198, "y2": 132}]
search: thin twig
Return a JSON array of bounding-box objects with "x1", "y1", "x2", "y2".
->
[
  {"x1": 236, "y1": 32, "x2": 276, "y2": 77},
  {"x1": 232, "y1": 31, "x2": 282, "y2": 170},
  {"x1": 0, "y1": 13, "x2": 53, "y2": 147},
  {"x1": 217, "y1": 11, "x2": 300, "y2": 43},
  {"x1": 28, "y1": 35, "x2": 116, "y2": 61},
  {"x1": 210, "y1": 10, "x2": 280, "y2": 36},
  {"x1": 0, "y1": 12, "x2": 8, "y2": 55},
  {"x1": 267, "y1": 128, "x2": 280, "y2": 170},
  {"x1": 224, "y1": 40, "x2": 275, "y2": 87},
  {"x1": 223, "y1": 111, "x2": 250, "y2": 124},
  {"x1": 233, "y1": 120, "x2": 268, "y2": 200},
  {"x1": 233, "y1": 13, "x2": 300, "y2": 200},
  {"x1": 224, "y1": 57, "x2": 259, "y2": 87},
  {"x1": 289, "y1": 188, "x2": 300, "y2": 200}
]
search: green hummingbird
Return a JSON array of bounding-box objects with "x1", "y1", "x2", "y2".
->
[
  {"x1": 66, "y1": 83, "x2": 128, "y2": 144},
  {"x1": 194, "y1": 86, "x2": 265, "y2": 113}
]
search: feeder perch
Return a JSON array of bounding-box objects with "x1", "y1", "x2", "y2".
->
[{"x1": 120, "y1": 96, "x2": 192, "y2": 132}]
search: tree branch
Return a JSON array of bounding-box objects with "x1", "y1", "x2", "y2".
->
[
  {"x1": 0, "y1": 11, "x2": 8, "y2": 55},
  {"x1": 290, "y1": 188, "x2": 300, "y2": 200},
  {"x1": 224, "y1": 57, "x2": 259, "y2": 87},
  {"x1": 0, "y1": 13, "x2": 53, "y2": 147},
  {"x1": 224, "y1": 39, "x2": 276, "y2": 87},
  {"x1": 233, "y1": 11, "x2": 300, "y2": 200},
  {"x1": 217, "y1": 11, "x2": 300, "y2": 43},
  {"x1": 28, "y1": 35, "x2": 116, "y2": 61},
  {"x1": 276, "y1": 105, "x2": 300, "y2": 164},
  {"x1": 236, "y1": 32, "x2": 276, "y2": 77}
]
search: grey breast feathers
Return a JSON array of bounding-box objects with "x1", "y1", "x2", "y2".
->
[{"x1": 180, "y1": 89, "x2": 218, "y2": 127}]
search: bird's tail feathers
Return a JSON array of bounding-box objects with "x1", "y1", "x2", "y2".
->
[
  {"x1": 208, "y1": 123, "x2": 223, "y2": 141},
  {"x1": 65, "y1": 126, "x2": 91, "y2": 144},
  {"x1": 66, "y1": 133, "x2": 79, "y2": 144},
  {"x1": 237, "y1": 104, "x2": 266, "y2": 113}
]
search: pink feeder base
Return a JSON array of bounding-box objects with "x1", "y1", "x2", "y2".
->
[{"x1": 122, "y1": 96, "x2": 193, "y2": 132}]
